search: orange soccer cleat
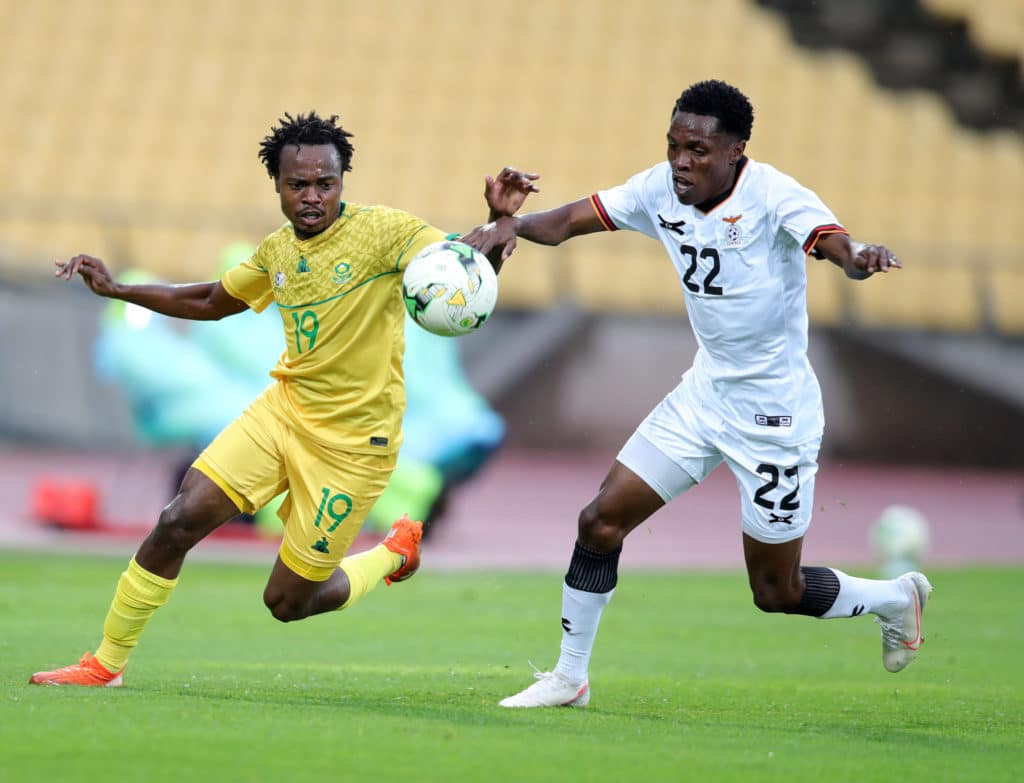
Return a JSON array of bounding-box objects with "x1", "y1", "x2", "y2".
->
[
  {"x1": 29, "y1": 652, "x2": 124, "y2": 687},
  {"x1": 382, "y1": 514, "x2": 423, "y2": 585}
]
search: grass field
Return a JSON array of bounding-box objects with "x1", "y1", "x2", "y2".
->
[{"x1": 1, "y1": 553, "x2": 1020, "y2": 783}]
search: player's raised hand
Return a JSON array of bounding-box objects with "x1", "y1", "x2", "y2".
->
[
  {"x1": 852, "y1": 242, "x2": 901, "y2": 275},
  {"x1": 54, "y1": 254, "x2": 119, "y2": 298},
  {"x1": 485, "y1": 167, "x2": 540, "y2": 219}
]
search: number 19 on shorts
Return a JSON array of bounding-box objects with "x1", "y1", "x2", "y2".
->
[{"x1": 314, "y1": 488, "x2": 352, "y2": 532}]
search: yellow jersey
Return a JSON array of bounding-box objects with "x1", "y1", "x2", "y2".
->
[{"x1": 222, "y1": 202, "x2": 447, "y2": 454}]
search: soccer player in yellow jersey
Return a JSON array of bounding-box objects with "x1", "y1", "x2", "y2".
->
[{"x1": 30, "y1": 112, "x2": 529, "y2": 687}]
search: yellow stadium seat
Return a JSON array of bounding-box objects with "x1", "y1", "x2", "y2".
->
[
  {"x1": 848, "y1": 265, "x2": 982, "y2": 331},
  {"x1": 987, "y1": 267, "x2": 1024, "y2": 335},
  {"x1": 805, "y1": 259, "x2": 845, "y2": 327},
  {"x1": 0, "y1": 0, "x2": 1019, "y2": 335},
  {"x1": 921, "y1": 0, "x2": 1024, "y2": 68}
]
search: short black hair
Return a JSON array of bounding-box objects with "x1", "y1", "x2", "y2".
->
[
  {"x1": 674, "y1": 80, "x2": 754, "y2": 141},
  {"x1": 258, "y1": 111, "x2": 355, "y2": 179}
]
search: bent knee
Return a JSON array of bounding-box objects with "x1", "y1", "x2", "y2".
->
[
  {"x1": 264, "y1": 585, "x2": 296, "y2": 622},
  {"x1": 577, "y1": 504, "x2": 626, "y2": 550},
  {"x1": 750, "y1": 584, "x2": 802, "y2": 613},
  {"x1": 149, "y1": 509, "x2": 202, "y2": 554}
]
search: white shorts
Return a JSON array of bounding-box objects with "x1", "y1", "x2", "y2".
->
[{"x1": 616, "y1": 382, "x2": 822, "y2": 544}]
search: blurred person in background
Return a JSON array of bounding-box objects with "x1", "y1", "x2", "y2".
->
[
  {"x1": 388, "y1": 313, "x2": 505, "y2": 537},
  {"x1": 30, "y1": 111, "x2": 520, "y2": 688},
  {"x1": 96, "y1": 256, "x2": 282, "y2": 529},
  {"x1": 465, "y1": 79, "x2": 932, "y2": 708},
  {"x1": 96, "y1": 265, "x2": 260, "y2": 459}
]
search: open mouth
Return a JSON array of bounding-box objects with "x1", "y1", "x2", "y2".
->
[{"x1": 673, "y1": 177, "x2": 693, "y2": 196}]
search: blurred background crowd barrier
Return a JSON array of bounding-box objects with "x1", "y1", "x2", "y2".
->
[{"x1": 0, "y1": 0, "x2": 1021, "y2": 477}]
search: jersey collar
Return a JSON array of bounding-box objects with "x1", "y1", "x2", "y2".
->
[{"x1": 695, "y1": 156, "x2": 748, "y2": 214}]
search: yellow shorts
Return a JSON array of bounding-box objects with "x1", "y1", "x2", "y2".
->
[{"x1": 193, "y1": 383, "x2": 396, "y2": 581}]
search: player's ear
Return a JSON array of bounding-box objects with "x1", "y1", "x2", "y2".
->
[{"x1": 730, "y1": 139, "x2": 746, "y2": 164}]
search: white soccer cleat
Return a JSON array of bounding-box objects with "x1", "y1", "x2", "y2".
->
[
  {"x1": 499, "y1": 670, "x2": 590, "y2": 708},
  {"x1": 876, "y1": 571, "x2": 933, "y2": 673}
]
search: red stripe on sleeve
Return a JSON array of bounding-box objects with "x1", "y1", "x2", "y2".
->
[
  {"x1": 590, "y1": 194, "x2": 618, "y2": 232},
  {"x1": 803, "y1": 223, "x2": 847, "y2": 254}
]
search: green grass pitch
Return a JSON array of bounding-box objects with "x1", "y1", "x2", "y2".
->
[{"x1": 1, "y1": 554, "x2": 1020, "y2": 782}]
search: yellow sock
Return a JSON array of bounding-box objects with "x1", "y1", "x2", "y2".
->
[
  {"x1": 94, "y1": 557, "x2": 178, "y2": 672},
  {"x1": 337, "y1": 544, "x2": 402, "y2": 610}
]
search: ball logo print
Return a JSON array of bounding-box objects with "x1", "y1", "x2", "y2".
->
[{"x1": 403, "y1": 241, "x2": 498, "y2": 336}]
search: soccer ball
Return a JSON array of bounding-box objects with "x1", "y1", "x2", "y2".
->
[
  {"x1": 870, "y1": 505, "x2": 930, "y2": 578},
  {"x1": 402, "y1": 241, "x2": 498, "y2": 337}
]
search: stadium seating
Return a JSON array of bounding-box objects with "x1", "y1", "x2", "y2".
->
[
  {"x1": 921, "y1": 0, "x2": 1023, "y2": 70},
  {"x1": 0, "y1": 0, "x2": 1020, "y2": 332}
]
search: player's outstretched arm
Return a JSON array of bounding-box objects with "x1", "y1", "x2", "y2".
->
[
  {"x1": 54, "y1": 254, "x2": 249, "y2": 321},
  {"x1": 462, "y1": 197, "x2": 606, "y2": 271},
  {"x1": 814, "y1": 233, "x2": 901, "y2": 280}
]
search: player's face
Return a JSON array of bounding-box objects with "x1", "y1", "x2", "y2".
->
[
  {"x1": 666, "y1": 111, "x2": 746, "y2": 206},
  {"x1": 275, "y1": 143, "x2": 344, "y2": 239}
]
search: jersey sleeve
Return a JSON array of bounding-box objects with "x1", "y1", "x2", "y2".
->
[
  {"x1": 592, "y1": 166, "x2": 660, "y2": 238},
  {"x1": 373, "y1": 208, "x2": 448, "y2": 272},
  {"x1": 221, "y1": 243, "x2": 275, "y2": 312},
  {"x1": 769, "y1": 172, "x2": 847, "y2": 258}
]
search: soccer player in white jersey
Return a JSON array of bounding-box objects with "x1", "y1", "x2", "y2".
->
[{"x1": 463, "y1": 79, "x2": 932, "y2": 708}]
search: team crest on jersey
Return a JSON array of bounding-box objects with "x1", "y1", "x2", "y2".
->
[
  {"x1": 722, "y1": 214, "x2": 745, "y2": 248},
  {"x1": 274, "y1": 271, "x2": 286, "y2": 288},
  {"x1": 332, "y1": 261, "x2": 353, "y2": 286}
]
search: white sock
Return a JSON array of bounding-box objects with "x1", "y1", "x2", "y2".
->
[
  {"x1": 553, "y1": 583, "x2": 613, "y2": 684},
  {"x1": 821, "y1": 569, "x2": 909, "y2": 619}
]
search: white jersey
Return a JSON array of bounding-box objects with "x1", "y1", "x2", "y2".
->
[{"x1": 593, "y1": 157, "x2": 846, "y2": 445}]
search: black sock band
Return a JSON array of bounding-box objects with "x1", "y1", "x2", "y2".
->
[
  {"x1": 788, "y1": 566, "x2": 840, "y2": 617},
  {"x1": 564, "y1": 542, "x2": 621, "y2": 593}
]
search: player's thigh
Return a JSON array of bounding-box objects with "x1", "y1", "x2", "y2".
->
[
  {"x1": 277, "y1": 439, "x2": 396, "y2": 582},
  {"x1": 722, "y1": 434, "x2": 821, "y2": 544},
  {"x1": 619, "y1": 385, "x2": 724, "y2": 504},
  {"x1": 192, "y1": 388, "x2": 289, "y2": 515}
]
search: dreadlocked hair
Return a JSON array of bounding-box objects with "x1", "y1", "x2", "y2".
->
[
  {"x1": 258, "y1": 111, "x2": 355, "y2": 179},
  {"x1": 674, "y1": 80, "x2": 754, "y2": 141}
]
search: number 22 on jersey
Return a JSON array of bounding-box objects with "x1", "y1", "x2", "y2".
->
[{"x1": 678, "y1": 244, "x2": 723, "y2": 295}]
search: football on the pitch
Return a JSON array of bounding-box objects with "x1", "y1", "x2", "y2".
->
[
  {"x1": 402, "y1": 241, "x2": 498, "y2": 337},
  {"x1": 870, "y1": 505, "x2": 930, "y2": 578}
]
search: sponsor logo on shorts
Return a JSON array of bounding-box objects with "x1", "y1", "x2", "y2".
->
[
  {"x1": 755, "y1": 414, "x2": 792, "y2": 427},
  {"x1": 311, "y1": 536, "x2": 330, "y2": 554}
]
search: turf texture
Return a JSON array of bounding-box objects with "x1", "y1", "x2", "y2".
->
[{"x1": 1, "y1": 554, "x2": 1020, "y2": 782}]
